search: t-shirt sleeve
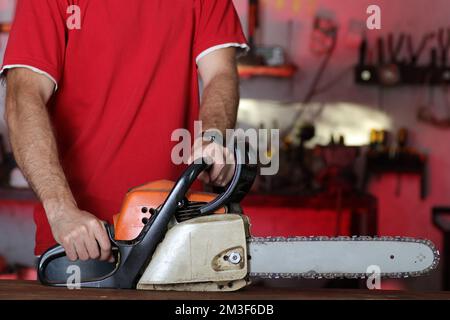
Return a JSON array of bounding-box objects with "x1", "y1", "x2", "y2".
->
[
  {"x1": 194, "y1": 0, "x2": 249, "y2": 65},
  {"x1": 1, "y1": 0, "x2": 67, "y2": 89}
]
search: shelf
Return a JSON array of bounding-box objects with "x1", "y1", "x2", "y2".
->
[
  {"x1": 362, "y1": 150, "x2": 428, "y2": 199},
  {"x1": 238, "y1": 64, "x2": 297, "y2": 79}
]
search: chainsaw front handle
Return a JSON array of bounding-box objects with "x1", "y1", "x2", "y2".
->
[{"x1": 37, "y1": 140, "x2": 256, "y2": 288}]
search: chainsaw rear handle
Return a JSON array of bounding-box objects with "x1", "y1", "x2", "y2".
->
[
  {"x1": 38, "y1": 141, "x2": 256, "y2": 288},
  {"x1": 37, "y1": 219, "x2": 119, "y2": 287}
]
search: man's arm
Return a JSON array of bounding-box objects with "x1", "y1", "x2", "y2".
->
[
  {"x1": 198, "y1": 47, "x2": 240, "y2": 134},
  {"x1": 5, "y1": 69, "x2": 111, "y2": 261},
  {"x1": 193, "y1": 48, "x2": 240, "y2": 186}
]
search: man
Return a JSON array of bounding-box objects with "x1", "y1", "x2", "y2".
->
[{"x1": 2, "y1": 0, "x2": 248, "y2": 262}]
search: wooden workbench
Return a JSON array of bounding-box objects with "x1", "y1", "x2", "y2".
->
[{"x1": 1, "y1": 281, "x2": 449, "y2": 300}]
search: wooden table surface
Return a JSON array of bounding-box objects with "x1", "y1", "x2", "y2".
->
[{"x1": 1, "y1": 281, "x2": 450, "y2": 300}]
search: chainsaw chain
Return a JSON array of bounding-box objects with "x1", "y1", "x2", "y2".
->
[{"x1": 247, "y1": 236, "x2": 440, "y2": 280}]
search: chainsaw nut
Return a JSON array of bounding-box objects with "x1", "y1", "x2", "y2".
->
[{"x1": 229, "y1": 252, "x2": 241, "y2": 264}]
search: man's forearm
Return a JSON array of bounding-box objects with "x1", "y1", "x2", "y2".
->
[
  {"x1": 6, "y1": 73, "x2": 76, "y2": 218},
  {"x1": 199, "y1": 71, "x2": 240, "y2": 135}
]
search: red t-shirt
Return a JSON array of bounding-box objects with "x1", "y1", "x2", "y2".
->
[{"x1": 1, "y1": 0, "x2": 247, "y2": 255}]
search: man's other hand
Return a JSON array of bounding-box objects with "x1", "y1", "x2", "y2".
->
[
  {"x1": 47, "y1": 205, "x2": 112, "y2": 262},
  {"x1": 188, "y1": 137, "x2": 235, "y2": 187}
]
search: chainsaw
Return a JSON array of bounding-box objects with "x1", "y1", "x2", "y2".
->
[{"x1": 38, "y1": 144, "x2": 439, "y2": 291}]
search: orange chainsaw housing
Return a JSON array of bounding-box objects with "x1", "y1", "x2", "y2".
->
[{"x1": 113, "y1": 180, "x2": 226, "y2": 241}]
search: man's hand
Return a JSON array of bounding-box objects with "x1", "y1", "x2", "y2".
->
[
  {"x1": 188, "y1": 137, "x2": 235, "y2": 187},
  {"x1": 47, "y1": 203, "x2": 112, "y2": 262}
]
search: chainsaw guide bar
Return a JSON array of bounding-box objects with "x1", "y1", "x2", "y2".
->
[{"x1": 248, "y1": 236, "x2": 439, "y2": 280}]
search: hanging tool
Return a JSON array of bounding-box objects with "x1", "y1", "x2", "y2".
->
[
  {"x1": 387, "y1": 33, "x2": 406, "y2": 64},
  {"x1": 438, "y1": 28, "x2": 450, "y2": 67},
  {"x1": 406, "y1": 32, "x2": 435, "y2": 65}
]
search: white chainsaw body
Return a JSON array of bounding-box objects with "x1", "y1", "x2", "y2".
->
[{"x1": 137, "y1": 214, "x2": 250, "y2": 292}]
